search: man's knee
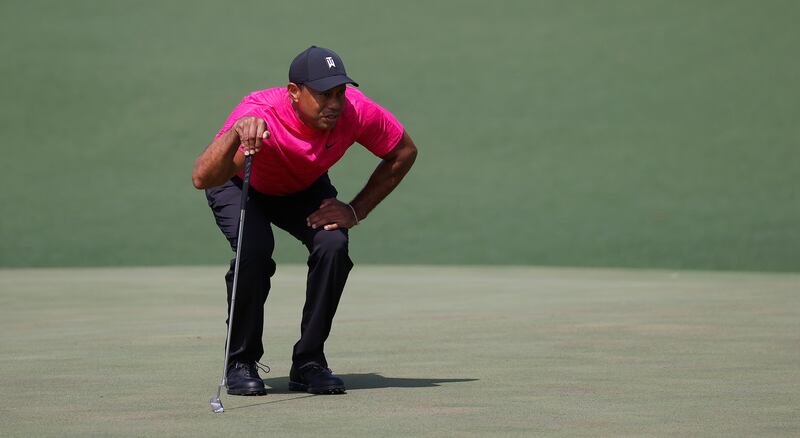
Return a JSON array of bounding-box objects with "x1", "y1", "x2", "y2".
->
[
  {"x1": 311, "y1": 230, "x2": 350, "y2": 259},
  {"x1": 238, "y1": 238, "x2": 276, "y2": 272},
  {"x1": 228, "y1": 254, "x2": 276, "y2": 278}
]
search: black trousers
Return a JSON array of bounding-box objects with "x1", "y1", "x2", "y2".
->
[{"x1": 205, "y1": 174, "x2": 353, "y2": 368}]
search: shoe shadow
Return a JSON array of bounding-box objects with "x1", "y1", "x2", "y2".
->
[{"x1": 262, "y1": 373, "x2": 478, "y2": 395}]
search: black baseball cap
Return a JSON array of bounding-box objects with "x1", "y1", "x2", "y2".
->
[{"x1": 289, "y1": 46, "x2": 359, "y2": 92}]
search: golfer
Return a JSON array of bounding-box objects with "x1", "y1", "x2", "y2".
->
[{"x1": 192, "y1": 46, "x2": 417, "y2": 396}]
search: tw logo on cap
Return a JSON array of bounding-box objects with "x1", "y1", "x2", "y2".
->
[{"x1": 325, "y1": 57, "x2": 336, "y2": 69}]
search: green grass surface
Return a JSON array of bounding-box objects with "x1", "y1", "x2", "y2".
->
[
  {"x1": 1, "y1": 265, "x2": 798, "y2": 436},
  {"x1": 1, "y1": 0, "x2": 799, "y2": 270}
]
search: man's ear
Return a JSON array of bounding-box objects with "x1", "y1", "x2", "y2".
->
[{"x1": 287, "y1": 82, "x2": 302, "y2": 102}]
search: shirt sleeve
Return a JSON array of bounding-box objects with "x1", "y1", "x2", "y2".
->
[{"x1": 355, "y1": 93, "x2": 405, "y2": 157}]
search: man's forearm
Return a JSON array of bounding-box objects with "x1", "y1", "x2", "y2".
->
[
  {"x1": 192, "y1": 129, "x2": 241, "y2": 189},
  {"x1": 349, "y1": 133, "x2": 418, "y2": 221}
]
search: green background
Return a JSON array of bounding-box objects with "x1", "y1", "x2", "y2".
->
[{"x1": 1, "y1": 0, "x2": 798, "y2": 271}]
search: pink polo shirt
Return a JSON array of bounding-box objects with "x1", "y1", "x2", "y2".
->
[{"x1": 216, "y1": 86, "x2": 404, "y2": 196}]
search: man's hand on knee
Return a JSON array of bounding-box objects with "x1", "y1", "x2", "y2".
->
[{"x1": 307, "y1": 198, "x2": 359, "y2": 231}]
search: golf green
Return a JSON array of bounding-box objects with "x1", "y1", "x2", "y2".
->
[{"x1": 2, "y1": 265, "x2": 797, "y2": 436}]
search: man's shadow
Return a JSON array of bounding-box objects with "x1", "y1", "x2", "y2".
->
[
  {"x1": 262, "y1": 373, "x2": 478, "y2": 394},
  {"x1": 225, "y1": 374, "x2": 477, "y2": 411}
]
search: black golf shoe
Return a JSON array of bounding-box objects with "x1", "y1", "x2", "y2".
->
[
  {"x1": 289, "y1": 362, "x2": 346, "y2": 394},
  {"x1": 226, "y1": 362, "x2": 267, "y2": 396}
]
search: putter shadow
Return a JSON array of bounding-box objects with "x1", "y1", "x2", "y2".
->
[
  {"x1": 262, "y1": 373, "x2": 478, "y2": 395},
  {"x1": 225, "y1": 393, "x2": 316, "y2": 411}
]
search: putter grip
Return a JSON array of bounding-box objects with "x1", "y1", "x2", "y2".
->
[{"x1": 240, "y1": 155, "x2": 253, "y2": 204}]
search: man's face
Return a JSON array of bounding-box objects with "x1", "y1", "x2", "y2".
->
[{"x1": 289, "y1": 83, "x2": 346, "y2": 130}]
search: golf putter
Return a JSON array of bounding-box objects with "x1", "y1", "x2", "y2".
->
[{"x1": 210, "y1": 154, "x2": 254, "y2": 413}]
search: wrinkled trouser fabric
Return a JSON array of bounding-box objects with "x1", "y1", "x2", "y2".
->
[{"x1": 205, "y1": 174, "x2": 353, "y2": 368}]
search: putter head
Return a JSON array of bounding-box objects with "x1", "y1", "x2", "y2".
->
[{"x1": 210, "y1": 396, "x2": 224, "y2": 413}]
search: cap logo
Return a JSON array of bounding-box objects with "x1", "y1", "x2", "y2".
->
[{"x1": 325, "y1": 57, "x2": 336, "y2": 69}]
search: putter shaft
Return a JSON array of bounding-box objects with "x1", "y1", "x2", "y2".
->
[{"x1": 210, "y1": 154, "x2": 253, "y2": 414}]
